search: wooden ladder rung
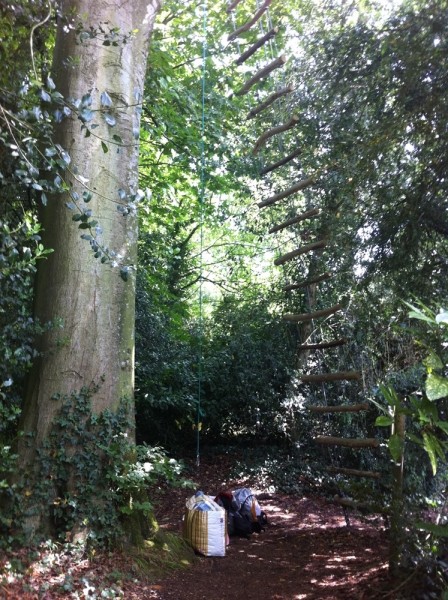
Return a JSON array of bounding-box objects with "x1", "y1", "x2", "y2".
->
[
  {"x1": 258, "y1": 176, "x2": 314, "y2": 208},
  {"x1": 283, "y1": 272, "x2": 331, "y2": 292},
  {"x1": 235, "y1": 55, "x2": 286, "y2": 96},
  {"x1": 228, "y1": 0, "x2": 272, "y2": 40},
  {"x1": 275, "y1": 240, "x2": 326, "y2": 266},
  {"x1": 247, "y1": 86, "x2": 294, "y2": 120},
  {"x1": 283, "y1": 303, "x2": 342, "y2": 323},
  {"x1": 261, "y1": 146, "x2": 302, "y2": 175},
  {"x1": 298, "y1": 337, "x2": 347, "y2": 350},
  {"x1": 315, "y1": 436, "x2": 380, "y2": 448},
  {"x1": 269, "y1": 208, "x2": 319, "y2": 234},
  {"x1": 227, "y1": 0, "x2": 244, "y2": 12},
  {"x1": 253, "y1": 115, "x2": 299, "y2": 154},
  {"x1": 301, "y1": 371, "x2": 361, "y2": 383},
  {"x1": 327, "y1": 467, "x2": 381, "y2": 479},
  {"x1": 308, "y1": 402, "x2": 368, "y2": 414},
  {"x1": 236, "y1": 28, "x2": 278, "y2": 65}
]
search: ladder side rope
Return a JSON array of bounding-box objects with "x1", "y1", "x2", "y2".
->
[{"x1": 196, "y1": 0, "x2": 208, "y2": 468}]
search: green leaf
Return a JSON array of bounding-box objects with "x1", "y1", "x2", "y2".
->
[
  {"x1": 436, "y1": 421, "x2": 448, "y2": 436},
  {"x1": 375, "y1": 415, "x2": 393, "y2": 427},
  {"x1": 422, "y1": 432, "x2": 445, "y2": 475},
  {"x1": 407, "y1": 432, "x2": 423, "y2": 446},
  {"x1": 120, "y1": 267, "x2": 129, "y2": 282},
  {"x1": 404, "y1": 301, "x2": 436, "y2": 324},
  {"x1": 101, "y1": 141, "x2": 109, "y2": 153},
  {"x1": 379, "y1": 384, "x2": 400, "y2": 408},
  {"x1": 426, "y1": 373, "x2": 448, "y2": 401},
  {"x1": 388, "y1": 434, "x2": 403, "y2": 463},
  {"x1": 415, "y1": 521, "x2": 448, "y2": 537},
  {"x1": 423, "y1": 351, "x2": 443, "y2": 370}
]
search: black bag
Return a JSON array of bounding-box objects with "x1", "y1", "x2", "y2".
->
[{"x1": 215, "y1": 488, "x2": 267, "y2": 538}]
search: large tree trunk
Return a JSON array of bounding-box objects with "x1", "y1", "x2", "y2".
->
[{"x1": 17, "y1": 0, "x2": 161, "y2": 537}]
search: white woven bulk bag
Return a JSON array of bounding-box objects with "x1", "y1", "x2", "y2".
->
[{"x1": 182, "y1": 494, "x2": 227, "y2": 557}]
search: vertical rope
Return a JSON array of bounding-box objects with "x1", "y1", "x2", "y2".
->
[{"x1": 196, "y1": 0, "x2": 208, "y2": 468}]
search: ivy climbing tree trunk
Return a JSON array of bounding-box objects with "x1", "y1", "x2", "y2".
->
[{"x1": 17, "y1": 0, "x2": 161, "y2": 538}]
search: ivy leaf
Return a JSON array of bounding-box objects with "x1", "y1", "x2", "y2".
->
[
  {"x1": 100, "y1": 91, "x2": 112, "y2": 107},
  {"x1": 101, "y1": 141, "x2": 109, "y2": 153},
  {"x1": 81, "y1": 93, "x2": 92, "y2": 107},
  {"x1": 120, "y1": 267, "x2": 129, "y2": 282},
  {"x1": 46, "y1": 75, "x2": 56, "y2": 90},
  {"x1": 79, "y1": 109, "x2": 94, "y2": 123},
  {"x1": 426, "y1": 373, "x2": 448, "y2": 401},
  {"x1": 39, "y1": 89, "x2": 52, "y2": 103},
  {"x1": 103, "y1": 113, "x2": 116, "y2": 127},
  {"x1": 45, "y1": 146, "x2": 58, "y2": 158}
]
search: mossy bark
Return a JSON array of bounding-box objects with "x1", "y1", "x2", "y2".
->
[{"x1": 17, "y1": 0, "x2": 161, "y2": 538}]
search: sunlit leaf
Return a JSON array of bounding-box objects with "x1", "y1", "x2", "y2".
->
[{"x1": 426, "y1": 373, "x2": 448, "y2": 401}]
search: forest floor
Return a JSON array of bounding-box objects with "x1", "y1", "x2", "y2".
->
[{"x1": 0, "y1": 453, "x2": 434, "y2": 599}]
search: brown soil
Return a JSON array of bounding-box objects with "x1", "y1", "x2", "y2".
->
[{"x1": 0, "y1": 455, "x2": 410, "y2": 599}]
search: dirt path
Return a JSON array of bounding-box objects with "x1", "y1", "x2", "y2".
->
[
  {"x1": 1, "y1": 457, "x2": 395, "y2": 599},
  {"x1": 151, "y1": 492, "x2": 389, "y2": 600}
]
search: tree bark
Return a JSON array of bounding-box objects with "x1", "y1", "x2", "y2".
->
[
  {"x1": 18, "y1": 0, "x2": 161, "y2": 536},
  {"x1": 389, "y1": 411, "x2": 406, "y2": 578}
]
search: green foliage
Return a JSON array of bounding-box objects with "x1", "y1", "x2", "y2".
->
[
  {"x1": 0, "y1": 216, "x2": 54, "y2": 438},
  {"x1": 2, "y1": 386, "x2": 190, "y2": 549},
  {"x1": 202, "y1": 294, "x2": 297, "y2": 442},
  {"x1": 286, "y1": 1, "x2": 448, "y2": 304}
]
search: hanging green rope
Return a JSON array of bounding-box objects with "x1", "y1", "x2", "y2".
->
[{"x1": 196, "y1": 0, "x2": 208, "y2": 468}]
